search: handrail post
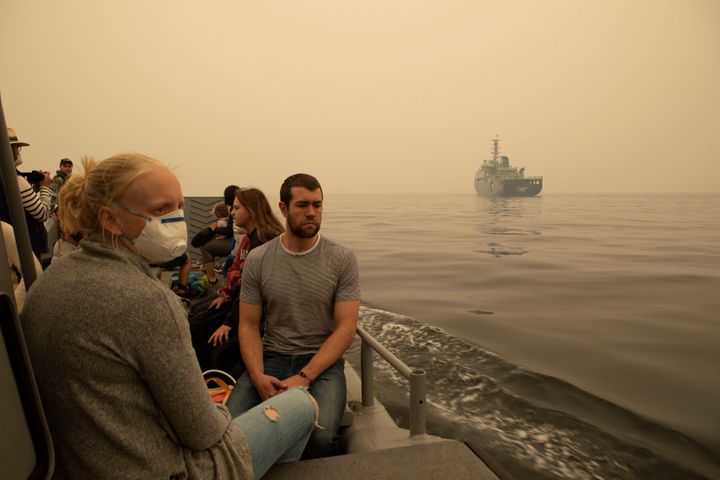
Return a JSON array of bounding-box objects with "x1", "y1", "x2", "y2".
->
[
  {"x1": 409, "y1": 369, "x2": 427, "y2": 436},
  {"x1": 356, "y1": 325, "x2": 428, "y2": 437},
  {"x1": 360, "y1": 337, "x2": 374, "y2": 407}
]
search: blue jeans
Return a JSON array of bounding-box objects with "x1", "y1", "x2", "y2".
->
[
  {"x1": 231, "y1": 387, "x2": 316, "y2": 479},
  {"x1": 226, "y1": 352, "x2": 347, "y2": 458}
]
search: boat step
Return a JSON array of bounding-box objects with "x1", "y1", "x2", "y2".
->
[{"x1": 264, "y1": 440, "x2": 501, "y2": 480}]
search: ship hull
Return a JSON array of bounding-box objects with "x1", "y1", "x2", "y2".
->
[{"x1": 474, "y1": 178, "x2": 542, "y2": 197}]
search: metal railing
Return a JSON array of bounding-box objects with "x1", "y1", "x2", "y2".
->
[{"x1": 356, "y1": 325, "x2": 427, "y2": 437}]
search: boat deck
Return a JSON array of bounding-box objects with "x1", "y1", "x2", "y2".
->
[
  {"x1": 260, "y1": 362, "x2": 505, "y2": 480},
  {"x1": 265, "y1": 440, "x2": 499, "y2": 480}
]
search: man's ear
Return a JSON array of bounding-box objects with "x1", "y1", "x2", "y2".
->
[
  {"x1": 279, "y1": 201, "x2": 288, "y2": 218},
  {"x1": 97, "y1": 206, "x2": 123, "y2": 235}
]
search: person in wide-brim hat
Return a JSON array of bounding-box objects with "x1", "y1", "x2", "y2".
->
[{"x1": 8, "y1": 127, "x2": 30, "y2": 147}]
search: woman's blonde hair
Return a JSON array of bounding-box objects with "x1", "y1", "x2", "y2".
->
[{"x1": 58, "y1": 153, "x2": 166, "y2": 241}]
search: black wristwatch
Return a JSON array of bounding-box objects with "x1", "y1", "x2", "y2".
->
[{"x1": 298, "y1": 370, "x2": 314, "y2": 385}]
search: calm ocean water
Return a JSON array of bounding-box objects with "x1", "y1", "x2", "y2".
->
[{"x1": 320, "y1": 193, "x2": 720, "y2": 479}]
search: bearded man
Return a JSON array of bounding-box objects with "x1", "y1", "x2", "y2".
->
[{"x1": 226, "y1": 173, "x2": 361, "y2": 458}]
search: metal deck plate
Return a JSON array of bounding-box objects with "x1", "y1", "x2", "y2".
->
[{"x1": 264, "y1": 440, "x2": 500, "y2": 480}]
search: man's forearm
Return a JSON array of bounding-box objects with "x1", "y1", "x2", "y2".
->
[
  {"x1": 300, "y1": 325, "x2": 356, "y2": 381},
  {"x1": 299, "y1": 300, "x2": 360, "y2": 381},
  {"x1": 238, "y1": 322, "x2": 264, "y2": 380}
]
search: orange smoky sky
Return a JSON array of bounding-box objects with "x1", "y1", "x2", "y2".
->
[{"x1": 2, "y1": 0, "x2": 719, "y2": 195}]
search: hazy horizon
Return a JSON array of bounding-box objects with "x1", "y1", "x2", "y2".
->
[{"x1": 2, "y1": 1, "x2": 719, "y2": 195}]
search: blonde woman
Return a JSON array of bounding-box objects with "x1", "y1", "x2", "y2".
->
[{"x1": 22, "y1": 154, "x2": 317, "y2": 479}]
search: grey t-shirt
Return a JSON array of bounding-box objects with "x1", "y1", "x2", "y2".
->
[{"x1": 240, "y1": 234, "x2": 361, "y2": 354}]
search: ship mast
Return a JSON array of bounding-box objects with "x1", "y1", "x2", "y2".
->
[{"x1": 491, "y1": 135, "x2": 500, "y2": 162}]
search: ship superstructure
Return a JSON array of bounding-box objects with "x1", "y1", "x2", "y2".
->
[{"x1": 474, "y1": 137, "x2": 543, "y2": 196}]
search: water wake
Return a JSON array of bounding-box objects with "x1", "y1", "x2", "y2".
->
[{"x1": 351, "y1": 306, "x2": 720, "y2": 479}]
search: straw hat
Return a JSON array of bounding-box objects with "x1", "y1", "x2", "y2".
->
[{"x1": 7, "y1": 128, "x2": 30, "y2": 147}]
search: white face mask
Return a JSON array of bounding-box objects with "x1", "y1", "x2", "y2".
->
[
  {"x1": 132, "y1": 209, "x2": 188, "y2": 263},
  {"x1": 14, "y1": 151, "x2": 22, "y2": 166}
]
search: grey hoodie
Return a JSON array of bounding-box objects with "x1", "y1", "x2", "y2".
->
[{"x1": 22, "y1": 239, "x2": 251, "y2": 479}]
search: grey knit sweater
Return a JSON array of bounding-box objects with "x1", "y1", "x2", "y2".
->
[{"x1": 22, "y1": 239, "x2": 251, "y2": 479}]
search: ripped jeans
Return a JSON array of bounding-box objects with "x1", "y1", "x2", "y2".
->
[
  {"x1": 231, "y1": 387, "x2": 316, "y2": 479},
  {"x1": 226, "y1": 352, "x2": 347, "y2": 458}
]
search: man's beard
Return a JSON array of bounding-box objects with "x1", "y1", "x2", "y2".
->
[{"x1": 288, "y1": 215, "x2": 320, "y2": 239}]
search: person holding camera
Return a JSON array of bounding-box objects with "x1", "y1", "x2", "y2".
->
[{"x1": 8, "y1": 128, "x2": 52, "y2": 257}]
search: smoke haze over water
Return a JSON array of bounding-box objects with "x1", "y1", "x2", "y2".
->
[
  {"x1": 328, "y1": 192, "x2": 719, "y2": 478},
  {"x1": 1, "y1": 0, "x2": 719, "y2": 195}
]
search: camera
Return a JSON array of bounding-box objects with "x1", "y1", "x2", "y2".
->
[{"x1": 18, "y1": 170, "x2": 46, "y2": 185}]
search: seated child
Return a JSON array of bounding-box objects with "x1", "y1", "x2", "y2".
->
[{"x1": 213, "y1": 202, "x2": 229, "y2": 229}]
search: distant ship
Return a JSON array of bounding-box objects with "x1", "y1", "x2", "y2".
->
[{"x1": 474, "y1": 137, "x2": 543, "y2": 196}]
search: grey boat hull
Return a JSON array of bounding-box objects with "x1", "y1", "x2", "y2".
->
[{"x1": 474, "y1": 177, "x2": 543, "y2": 197}]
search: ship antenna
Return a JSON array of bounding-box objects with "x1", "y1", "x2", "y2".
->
[{"x1": 491, "y1": 135, "x2": 500, "y2": 162}]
